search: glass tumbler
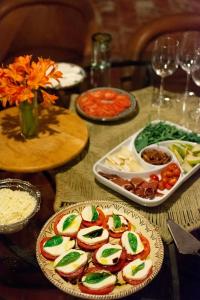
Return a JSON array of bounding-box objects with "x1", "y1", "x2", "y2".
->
[{"x1": 90, "y1": 32, "x2": 112, "y2": 87}]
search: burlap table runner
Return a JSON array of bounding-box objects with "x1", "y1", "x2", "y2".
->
[{"x1": 54, "y1": 86, "x2": 200, "y2": 243}]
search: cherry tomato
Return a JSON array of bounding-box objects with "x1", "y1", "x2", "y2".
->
[{"x1": 150, "y1": 174, "x2": 159, "y2": 182}]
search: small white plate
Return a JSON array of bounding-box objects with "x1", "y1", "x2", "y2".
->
[{"x1": 48, "y1": 62, "x2": 86, "y2": 89}]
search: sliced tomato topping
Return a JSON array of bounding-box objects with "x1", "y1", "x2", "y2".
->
[
  {"x1": 81, "y1": 208, "x2": 105, "y2": 227},
  {"x1": 103, "y1": 215, "x2": 132, "y2": 238},
  {"x1": 92, "y1": 249, "x2": 126, "y2": 273},
  {"x1": 39, "y1": 237, "x2": 58, "y2": 260},
  {"x1": 77, "y1": 238, "x2": 108, "y2": 251},
  {"x1": 77, "y1": 88, "x2": 132, "y2": 118},
  {"x1": 122, "y1": 267, "x2": 153, "y2": 285}
]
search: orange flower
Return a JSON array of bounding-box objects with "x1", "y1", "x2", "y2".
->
[{"x1": 0, "y1": 55, "x2": 62, "y2": 106}]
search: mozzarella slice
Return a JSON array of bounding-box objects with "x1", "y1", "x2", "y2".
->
[
  {"x1": 81, "y1": 205, "x2": 99, "y2": 222},
  {"x1": 54, "y1": 249, "x2": 88, "y2": 274},
  {"x1": 122, "y1": 258, "x2": 152, "y2": 281},
  {"x1": 121, "y1": 231, "x2": 144, "y2": 255},
  {"x1": 107, "y1": 214, "x2": 128, "y2": 233},
  {"x1": 43, "y1": 236, "x2": 75, "y2": 256},
  {"x1": 82, "y1": 271, "x2": 116, "y2": 290},
  {"x1": 96, "y1": 243, "x2": 122, "y2": 265},
  {"x1": 56, "y1": 213, "x2": 82, "y2": 235},
  {"x1": 77, "y1": 226, "x2": 109, "y2": 245}
]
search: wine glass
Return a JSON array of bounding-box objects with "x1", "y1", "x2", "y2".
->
[
  {"x1": 152, "y1": 36, "x2": 179, "y2": 107},
  {"x1": 191, "y1": 49, "x2": 200, "y2": 123},
  {"x1": 179, "y1": 31, "x2": 200, "y2": 101}
]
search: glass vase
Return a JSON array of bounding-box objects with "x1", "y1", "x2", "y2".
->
[{"x1": 19, "y1": 92, "x2": 38, "y2": 139}]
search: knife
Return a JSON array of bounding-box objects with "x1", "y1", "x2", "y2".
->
[{"x1": 167, "y1": 219, "x2": 200, "y2": 256}]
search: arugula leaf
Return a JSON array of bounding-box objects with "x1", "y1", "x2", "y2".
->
[
  {"x1": 113, "y1": 214, "x2": 121, "y2": 228},
  {"x1": 84, "y1": 272, "x2": 111, "y2": 284},
  {"x1": 132, "y1": 262, "x2": 145, "y2": 275},
  {"x1": 44, "y1": 235, "x2": 63, "y2": 247},
  {"x1": 102, "y1": 248, "x2": 120, "y2": 257},
  {"x1": 83, "y1": 228, "x2": 103, "y2": 238},
  {"x1": 134, "y1": 121, "x2": 200, "y2": 152},
  {"x1": 55, "y1": 251, "x2": 82, "y2": 267},
  {"x1": 62, "y1": 214, "x2": 77, "y2": 231},
  {"x1": 91, "y1": 206, "x2": 98, "y2": 222},
  {"x1": 128, "y1": 232, "x2": 138, "y2": 252}
]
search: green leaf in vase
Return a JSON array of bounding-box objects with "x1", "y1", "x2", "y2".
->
[
  {"x1": 132, "y1": 262, "x2": 145, "y2": 276},
  {"x1": 84, "y1": 272, "x2": 111, "y2": 284},
  {"x1": 91, "y1": 206, "x2": 98, "y2": 222},
  {"x1": 128, "y1": 232, "x2": 138, "y2": 253},
  {"x1": 62, "y1": 214, "x2": 77, "y2": 231},
  {"x1": 83, "y1": 228, "x2": 103, "y2": 238},
  {"x1": 113, "y1": 214, "x2": 121, "y2": 228},
  {"x1": 101, "y1": 248, "x2": 120, "y2": 257},
  {"x1": 44, "y1": 235, "x2": 63, "y2": 247},
  {"x1": 55, "y1": 251, "x2": 82, "y2": 267}
]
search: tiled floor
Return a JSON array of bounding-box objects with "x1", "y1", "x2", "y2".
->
[{"x1": 92, "y1": 0, "x2": 200, "y2": 59}]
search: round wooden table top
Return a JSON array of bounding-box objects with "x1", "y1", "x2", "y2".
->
[{"x1": 0, "y1": 105, "x2": 88, "y2": 172}]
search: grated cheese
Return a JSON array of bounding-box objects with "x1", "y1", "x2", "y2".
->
[{"x1": 0, "y1": 188, "x2": 36, "y2": 225}]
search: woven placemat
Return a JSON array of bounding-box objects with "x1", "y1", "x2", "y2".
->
[{"x1": 54, "y1": 86, "x2": 200, "y2": 243}]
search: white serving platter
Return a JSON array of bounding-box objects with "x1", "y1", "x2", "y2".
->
[{"x1": 93, "y1": 120, "x2": 200, "y2": 207}]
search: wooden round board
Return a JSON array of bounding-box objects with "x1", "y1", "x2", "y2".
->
[
  {"x1": 0, "y1": 106, "x2": 88, "y2": 172},
  {"x1": 36, "y1": 200, "x2": 164, "y2": 300}
]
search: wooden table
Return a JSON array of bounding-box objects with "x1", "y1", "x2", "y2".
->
[{"x1": 0, "y1": 105, "x2": 88, "y2": 172}]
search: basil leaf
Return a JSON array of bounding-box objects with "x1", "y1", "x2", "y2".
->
[
  {"x1": 91, "y1": 206, "x2": 98, "y2": 222},
  {"x1": 113, "y1": 214, "x2": 121, "y2": 228},
  {"x1": 128, "y1": 232, "x2": 138, "y2": 252},
  {"x1": 62, "y1": 214, "x2": 77, "y2": 231},
  {"x1": 132, "y1": 262, "x2": 145, "y2": 276},
  {"x1": 44, "y1": 235, "x2": 63, "y2": 248},
  {"x1": 83, "y1": 228, "x2": 103, "y2": 238},
  {"x1": 84, "y1": 272, "x2": 111, "y2": 284},
  {"x1": 102, "y1": 248, "x2": 120, "y2": 257},
  {"x1": 56, "y1": 251, "x2": 81, "y2": 267}
]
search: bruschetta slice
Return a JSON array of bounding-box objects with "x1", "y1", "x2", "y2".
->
[
  {"x1": 81, "y1": 205, "x2": 105, "y2": 227},
  {"x1": 77, "y1": 226, "x2": 109, "y2": 251},
  {"x1": 92, "y1": 243, "x2": 126, "y2": 273},
  {"x1": 40, "y1": 235, "x2": 75, "y2": 260},
  {"x1": 121, "y1": 231, "x2": 150, "y2": 260},
  {"x1": 54, "y1": 212, "x2": 82, "y2": 238},
  {"x1": 103, "y1": 213, "x2": 132, "y2": 238},
  {"x1": 79, "y1": 267, "x2": 117, "y2": 295},
  {"x1": 122, "y1": 258, "x2": 153, "y2": 285},
  {"x1": 54, "y1": 249, "x2": 88, "y2": 280}
]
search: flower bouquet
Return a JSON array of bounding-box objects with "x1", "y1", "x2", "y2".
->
[{"x1": 0, "y1": 55, "x2": 62, "y2": 138}]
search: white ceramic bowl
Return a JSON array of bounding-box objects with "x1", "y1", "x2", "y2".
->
[
  {"x1": 139, "y1": 144, "x2": 173, "y2": 170},
  {"x1": 0, "y1": 179, "x2": 41, "y2": 234}
]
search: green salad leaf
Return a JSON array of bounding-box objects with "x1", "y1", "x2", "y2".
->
[
  {"x1": 134, "y1": 121, "x2": 200, "y2": 153},
  {"x1": 55, "y1": 251, "x2": 82, "y2": 267},
  {"x1": 84, "y1": 272, "x2": 111, "y2": 284},
  {"x1": 62, "y1": 214, "x2": 77, "y2": 231},
  {"x1": 132, "y1": 262, "x2": 145, "y2": 276},
  {"x1": 102, "y1": 248, "x2": 120, "y2": 257},
  {"x1": 91, "y1": 206, "x2": 98, "y2": 222},
  {"x1": 83, "y1": 228, "x2": 103, "y2": 238},
  {"x1": 128, "y1": 232, "x2": 138, "y2": 253},
  {"x1": 113, "y1": 214, "x2": 121, "y2": 228},
  {"x1": 44, "y1": 235, "x2": 63, "y2": 248}
]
